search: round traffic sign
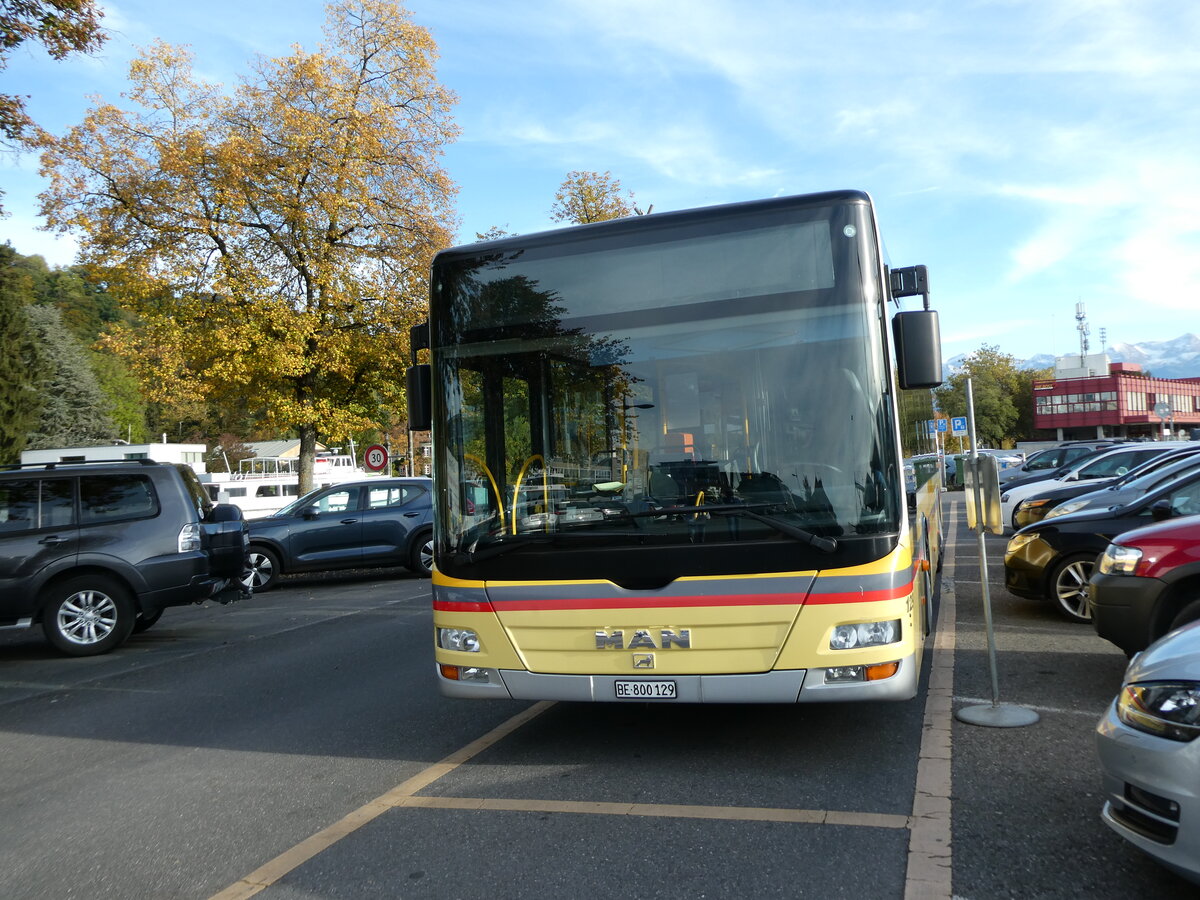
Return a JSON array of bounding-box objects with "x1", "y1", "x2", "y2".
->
[
  {"x1": 1153, "y1": 401, "x2": 1172, "y2": 419},
  {"x1": 363, "y1": 444, "x2": 389, "y2": 472}
]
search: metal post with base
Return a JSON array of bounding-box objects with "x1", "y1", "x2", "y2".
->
[{"x1": 955, "y1": 378, "x2": 1040, "y2": 729}]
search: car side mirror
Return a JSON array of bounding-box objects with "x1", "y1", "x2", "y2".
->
[
  {"x1": 301, "y1": 506, "x2": 320, "y2": 520},
  {"x1": 1150, "y1": 499, "x2": 1173, "y2": 521},
  {"x1": 207, "y1": 503, "x2": 245, "y2": 523}
]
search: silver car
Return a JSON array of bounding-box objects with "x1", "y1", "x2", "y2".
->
[{"x1": 1096, "y1": 620, "x2": 1200, "y2": 885}]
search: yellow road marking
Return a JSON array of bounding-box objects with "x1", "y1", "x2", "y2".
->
[
  {"x1": 397, "y1": 795, "x2": 909, "y2": 829},
  {"x1": 210, "y1": 700, "x2": 555, "y2": 900}
]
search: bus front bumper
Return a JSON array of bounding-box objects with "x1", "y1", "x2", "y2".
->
[{"x1": 435, "y1": 654, "x2": 918, "y2": 703}]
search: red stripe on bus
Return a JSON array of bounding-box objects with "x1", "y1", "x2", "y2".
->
[
  {"x1": 434, "y1": 600, "x2": 495, "y2": 612},
  {"x1": 804, "y1": 582, "x2": 913, "y2": 604}
]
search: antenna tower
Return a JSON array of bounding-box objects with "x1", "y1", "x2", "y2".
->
[{"x1": 1075, "y1": 301, "x2": 1090, "y2": 365}]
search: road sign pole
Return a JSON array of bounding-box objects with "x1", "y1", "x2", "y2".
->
[{"x1": 956, "y1": 377, "x2": 1039, "y2": 729}]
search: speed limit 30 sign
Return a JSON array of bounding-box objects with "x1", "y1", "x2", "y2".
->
[{"x1": 363, "y1": 444, "x2": 389, "y2": 472}]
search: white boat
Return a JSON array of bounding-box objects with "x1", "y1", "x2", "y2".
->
[{"x1": 199, "y1": 453, "x2": 379, "y2": 519}]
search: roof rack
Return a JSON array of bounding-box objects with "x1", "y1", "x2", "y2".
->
[{"x1": 0, "y1": 458, "x2": 163, "y2": 472}]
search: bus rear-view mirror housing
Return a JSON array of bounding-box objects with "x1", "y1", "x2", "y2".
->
[{"x1": 892, "y1": 309, "x2": 943, "y2": 390}]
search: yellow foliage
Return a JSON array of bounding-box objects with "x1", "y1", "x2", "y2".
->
[{"x1": 36, "y1": 0, "x2": 458, "y2": 448}]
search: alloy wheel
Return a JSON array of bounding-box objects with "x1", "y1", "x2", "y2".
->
[
  {"x1": 1053, "y1": 557, "x2": 1095, "y2": 622},
  {"x1": 56, "y1": 589, "x2": 120, "y2": 646},
  {"x1": 243, "y1": 550, "x2": 275, "y2": 590}
]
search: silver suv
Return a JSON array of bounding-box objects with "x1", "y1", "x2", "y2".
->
[{"x1": 0, "y1": 460, "x2": 249, "y2": 656}]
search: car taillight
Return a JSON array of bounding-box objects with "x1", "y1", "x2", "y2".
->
[{"x1": 178, "y1": 523, "x2": 202, "y2": 553}]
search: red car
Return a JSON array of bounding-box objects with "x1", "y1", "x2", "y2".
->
[{"x1": 1089, "y1": 514, "x2": 1200, "y2": 655}]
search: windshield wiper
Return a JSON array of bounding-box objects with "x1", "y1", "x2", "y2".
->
[
  {"x1": 708, "y1": 507, "x2": 838, "y2": 552},
  {"x1": 453, "y1": 533, "x2": 555, "y2": 564},
  {"x1": 627, "y1": 502, "x2": 838, "y2": 553}
]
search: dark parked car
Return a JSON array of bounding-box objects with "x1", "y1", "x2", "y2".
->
[
  {"x1": 241, "y1": 477, "x2": 433, "y2": 591},
  {"x1": 1089, "y1": 514, "x2": 1200, "y2": 656},
  {"x1": 1001, "y1": 443, "x2": 1189, "y2": 532},
  {"x1": 998, "y1": 440, "x2": 1126, "y2": 486},
  {"x1": 1012, "y1": 445, "x2": 1200, "y2": 529},
  {"x1": 996, "y1": 445, "x2": 1129, "y2": 502},
  {"x1": 1004, "y1": 464, "x2": 1200, "y2": 623},
  {"x1": 0, "y1": 459, "x2": 248, "y2": 656}
]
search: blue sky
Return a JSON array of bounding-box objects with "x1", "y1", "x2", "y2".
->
[{"x1": 3, "y1": 0, "x2": 1198, "y2": 362}]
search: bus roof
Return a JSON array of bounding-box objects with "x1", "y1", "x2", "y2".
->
[{"x1": 435, "y1": 188, "x2": 874, "y2": 263}]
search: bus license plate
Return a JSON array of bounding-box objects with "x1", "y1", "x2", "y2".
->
[{"x1": 614, "y1": 680, "x2": 677, "y2": 700}]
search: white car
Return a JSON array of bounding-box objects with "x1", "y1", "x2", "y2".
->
[
  {"x1": 1096, "y1": 619, "x2": 1200, "y2": 885},
  {"x1": 1000, "y1": 443, "x2": 1193, "y2": 532}
]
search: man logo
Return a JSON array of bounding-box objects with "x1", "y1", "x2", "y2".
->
[{"x1": 595, "y1": 629, "x2": 691, "y2": 649}]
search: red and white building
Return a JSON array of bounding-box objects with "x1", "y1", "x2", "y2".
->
[{"x1": 1033, "y1": 355, "x2": 1200, "y2": 441}]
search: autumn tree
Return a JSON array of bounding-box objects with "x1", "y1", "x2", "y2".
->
[
  {"x1": 550, "y1": 170, "x2": 648, "y2": 224},
  {"x1": 36, "y1": 0, "x2": 458, "y2": 491},
  {"x1": 0, "y1": 0, "x2": 105, "y2": 211}
]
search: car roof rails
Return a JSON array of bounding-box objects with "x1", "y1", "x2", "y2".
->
[{"x1": 0, "y1": 458, "x2": 163, "y2": 472}]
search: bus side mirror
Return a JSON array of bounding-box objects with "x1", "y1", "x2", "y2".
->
[
  {"x1": 407, "y1": 364, "x2": 432, "y2": 431},
  {"x1": 893, "y1": 309, "x2": 943, "y2": 389}
]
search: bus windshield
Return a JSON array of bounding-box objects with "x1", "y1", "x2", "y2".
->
[{"x1": 431, "y1": 194, "x2": 901, "y2": 583}]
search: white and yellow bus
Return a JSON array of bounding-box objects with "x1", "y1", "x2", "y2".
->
[{"x1": 409, "y1": 189, "x2": 944, "y2": 703}]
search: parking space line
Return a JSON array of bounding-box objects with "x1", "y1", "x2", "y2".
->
[
  {"x1": 904, "y1": 498, "x2": 957, "y2": 900},
  {"x1": 209, "y1": 700, "x2": 555, "y2": 900},
  {"x1": 396, "y1": 794, "x2": 910, "y2": 829}
]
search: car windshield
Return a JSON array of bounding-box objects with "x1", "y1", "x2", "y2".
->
[{"x1": 1118, "y1": 456, "x2": 1200, "y2": 494}]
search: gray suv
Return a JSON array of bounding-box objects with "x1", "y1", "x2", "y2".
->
[{"x1": 0, "y1": 460, "x2": 249, "y2": 656}]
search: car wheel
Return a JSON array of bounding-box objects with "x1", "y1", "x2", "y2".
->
[
  {"x1": 1048, "y1": 554, "x2": 1096, "y2": 623},
  {"x1": 409, "y1": 530, "x2": 433, "y2": 578},
  {"x1": 1167, "y1": 599, "x2": 1200, "y2": 634},
  {"x1": 132, "y1": 608, "x2": 164, "y2": 633},
  {"x1": 41, "y1": 575, "x2": 136, "y2": 657},
  {"x1": 243, "y1": 546, "x2": 281, "y2": 592}
]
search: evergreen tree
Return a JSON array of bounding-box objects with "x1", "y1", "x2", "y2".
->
[
  {"x1": 24, "y1": 304, "x2": 116, "y2": 449},
  {"x1": 0, "y1": 246, "x2": 47, "y2": 462}
]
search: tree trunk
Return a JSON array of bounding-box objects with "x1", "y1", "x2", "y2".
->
[{"x1": 297, "y1": 424, "x2": 318, "y2": 496}]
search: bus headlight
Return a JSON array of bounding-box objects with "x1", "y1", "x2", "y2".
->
[
  {"x1": 438, "y1": 627, "x2": 481, "y2": 652},
  {"x1": 830, "y1": 619, "x2": 901, "y2": 650}
]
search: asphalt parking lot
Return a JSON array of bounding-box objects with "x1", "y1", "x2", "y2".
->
[{"x1": 1, "y1": 497, "x2": 1196, "y2": 899}]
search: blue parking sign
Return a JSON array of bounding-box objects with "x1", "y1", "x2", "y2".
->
[
  {"x1": 951, "y1": 416, "x2": 968, "y2": 436},
  {"x1": 926, "y1": 419, "x2": 936, "y2": 435},
  {"x1": 937, "y1": 419, "x2": 948, "y2": 433}
]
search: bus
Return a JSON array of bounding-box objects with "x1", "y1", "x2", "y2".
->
[{"x1": 409, "y1": 189, "x2": 944, "y2": 703}]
